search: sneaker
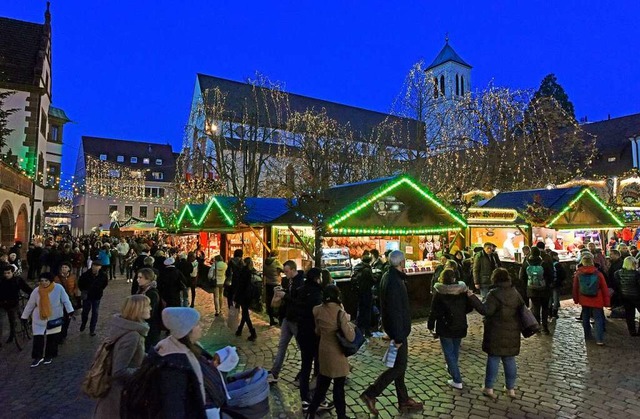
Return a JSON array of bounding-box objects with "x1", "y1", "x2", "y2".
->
[
  {"x1": 317, "y1": 400, "x2": 334, "y2": 411},
  {"x1": 267, "y1": 372, "x2": 279, "y2": 384},
  {"x1": 43, "y1": 358, "x2": 53, "y2": 365},
  {"x1": 301, "y1": 401, "x2": 310, "y2": 412},
  {"x1": 447, "y1": 379, "x2": 463, "y2": 390},
  {"x1": 31, "y1": 358, "x2": 44, "y2": 368},
  {"x1": 596, "y1": 341, "x2": 604, "y2": 346}
]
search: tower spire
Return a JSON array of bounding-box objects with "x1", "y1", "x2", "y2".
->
[{"x1": 44, "y1": 1, "x2": 51, "y2": 26}]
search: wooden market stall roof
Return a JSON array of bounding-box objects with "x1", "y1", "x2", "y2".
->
[
  {"x1": 272, "y1": 174, "x2": 467, "y2": 236},
  {"x1": 480, "y1": 186, "x2": 624, "y2": 229}
]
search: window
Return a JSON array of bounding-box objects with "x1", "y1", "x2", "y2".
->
[
  {"x1": 433, "y1": 77, "x2": 439, "y2": 98},
  {"x1": 159, "y1": 188, "x2": 165, "y2": 198},
  {"x1": 440, "y1": 75, "x2": 445, "y2": 97},
  {"x1": 152, "y1": 172, "x2": 164, "y2": 180},
  {"x1": 124, "y1": 205, "x2": 133, "y2": 217},
  {"x1": 50, "y1": 125, "x2": 60, "y2": 143},
  {"x1": 130, "y1": 156, "x2": 138, "y2": 163},
  {"x1": 154, "y1": 206, "x2": 162, "y2": 215},
  {"x1": 40, "y1": 109, "x2": 47, "y2": 136},
  {"x1": 461, "y1": 76, "x2": 465, "y2": 95},
  {"x1": 117, "y1": 155, "x2": 124, "y2": 163},
  {"x1": 139, "y1": 206, "x2": 148, "y2": 218},
  {"x1": 155, "y1": 159, "x2": 163, "y2": 165},
  {"x1": 143, "y1": 158, "x2": 150, "y2": 165},
  {"x1": 608, "y1": 157, "x2": 617, "y2": 162},
  {"x1": 46, "y1": 163, "x2": 60, "y2": 187},
  {"x1": 99, "y1": 154, "x2": 107, "y2": 161},
  {"x1": 108, "y1": 169, "x2": 120, "y2": 178},
  {"x1": 455, "y1": 74, "x2": 459, "y2": 96},
  {"x1": 109, "y1": 205, "x2": 118, "y2": 214}
]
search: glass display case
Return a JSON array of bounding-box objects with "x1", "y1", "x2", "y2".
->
[{"x1": 321, "y1": 247, "x2": 352, "y2": 279}]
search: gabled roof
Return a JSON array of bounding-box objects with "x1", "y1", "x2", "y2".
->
[
  {"x1": 49, "y1": 106, "x2": 71, "y2": 123},
  {"x1": 81, "y1": 136, "x2": 177, "y2": 181},
  {"x1": 425, "y1": 42, "x2": 472, "y2": 71},
  {"x1": 582, "y1": 113, "x2": 640, "y2": 176},
  {"x1": 480, "y1": 187, "x2": 584, "y2": 214},
  {"x1": 196, "y1": 74, "x2": 422, "y2": 145},
  {"x1": 0, "y1": 17, "x2": 45, "y2": 86}
]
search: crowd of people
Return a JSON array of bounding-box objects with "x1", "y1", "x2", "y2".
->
[{"x1": 0, "y1": 231, "x2": 639, "y2": 418}]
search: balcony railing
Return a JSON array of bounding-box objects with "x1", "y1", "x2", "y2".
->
[{"x1": 0, "y1": 161, "x2": 33, "y2": 197}]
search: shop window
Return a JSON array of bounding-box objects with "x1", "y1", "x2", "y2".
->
[
  {"x1": 130, "y1": 156, "x2": 138, "y2": 163},
  {"x1": 124, "y1": 206, "x2": 133, "y2": 217},
  {"x1": 117, "y1": 155, "x2": 124, "y2": 163},
  {"x1": 99, "y1": 154, "x2": 107, "y2": 161},
  {"x1": 139, "y1": 206, "x2": 147, "y2": 218}
]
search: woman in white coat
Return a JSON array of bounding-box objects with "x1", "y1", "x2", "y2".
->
[{"x1": 21, "y1": 272, "x2": 75, "y2": 367}]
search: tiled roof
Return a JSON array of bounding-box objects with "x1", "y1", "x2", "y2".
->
[
  {"x1": 480, "y1": 187, "x2": 584, "y2": 213},
  {"x1": 582, "y1": 113, "x2": 640, "y2": 176},
  {"x1": 425, "y1": 42, "x2": 472, "y2": 71},
  {"x1": 81, "y1": 136, "x2": 177, "y2": 182},
  {"x1": 48, "y1": 106, "x2": 71, "y2": 123},
  {"x1": 196, "y1": 74, "x2": 422, "y2": 146},
  {"x1": 0, "y1": 17, "x2": 44, "y2": 86}
]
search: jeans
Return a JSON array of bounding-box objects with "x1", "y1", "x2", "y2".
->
[
  {"x1": 118, "y1": 254, "x2": 126, "y2": 275},
  {"x1": 236, "y1": 304, "x2": 255, "y2": 336},
  {"x1": 357, "y1": 287, "x2": 373, "y2": 334},
  {"x1": 365, "y1": 340, "x2": 409, "y2": 403},
  {"x1": 529, "y1": 296, "x2": 549, "y2": 330},
  {"x1": 485, "y1": 355, "x2": 517, "y2": 390},
  {"x1": 308, "y1": 375, "x2": 346, "y2": 418},
  {"x1": 180, "y1": 289, "x2": 189, "y2": 307},
  {"x1": 582, "y1": 306, "x2": 605, "y2": 342},
  {"x1": 622, "y1": 297, "x2": 640, "y2": 335},
  {"x1": 549, "y1": 288, "x2": 560, "y2": 311},
  {"x1": 0, "y1": 306, "x2": 17, "y2": 339},
  {"x1": 271, "y1": 318, "x2": 297, "y2": 377},
  {"x1": 265, "y1": 283, "x2": 278, "y2": 324},
  {"x1": 81, "y1": 298, "x2": 101, "y2": 333},
  {"x1": 213, "y1": 285, "x2": 223, "y2": 314},
  {"x1": 440, "y1": 337, "x2": 462, "y2": 383},
  {"x1": 296, "y1": 330, "x2": 319, "y2": 402},
  {"x1": 32, "y1": 333, "x2": 59, "y2": 360}
]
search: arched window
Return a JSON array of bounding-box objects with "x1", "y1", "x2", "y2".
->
[
  {"x1": 433, "y1": 77, "x2": 439, "y2": 98},
  {"x1": 461, "y1": 76, "x2": 465, "y2": 95},
  {"x1": 455, "y1": 75, "x2": 459, "y2": 96},
  {"x1": 440, "y1": 75, "x2": 445, "y2": 97}
]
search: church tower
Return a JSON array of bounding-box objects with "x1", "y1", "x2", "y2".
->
[{"x1": 424, "y1": 36, "x2": 472, "y2": 103}]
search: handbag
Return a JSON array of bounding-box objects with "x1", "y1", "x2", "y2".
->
[
  {"x1": 46, "y1": 317, "x2": 64, "y2": 330},
  {"x1": 335, "y1": 310, "x2": 365, "y2": 357},
  {"x1": 519, "y1": 305, "x2": 540, "y2": 338}
]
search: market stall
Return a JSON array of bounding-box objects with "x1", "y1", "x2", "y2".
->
[
  {"x1": 272, "y1": 175, "x2": 468, "y2": 318},
  {"x1": 466, "y1": 207, "x2": 531, "y2": 262}
]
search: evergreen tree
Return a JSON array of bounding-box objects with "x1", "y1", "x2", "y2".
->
[{"x1": 532, "y1": 74, "x2": 575, "y2": 120}]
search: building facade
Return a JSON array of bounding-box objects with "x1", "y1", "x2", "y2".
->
[
  {"x1": 71, "y1": 136, "x2": 178, "y2": 235},
  {"x1": 0, "y1": 4, "x2": 70, "y2": 245}
]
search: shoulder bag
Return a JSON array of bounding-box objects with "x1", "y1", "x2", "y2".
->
[{"x1": 335, "y1": 310, "x2": 365, "y2": 356}]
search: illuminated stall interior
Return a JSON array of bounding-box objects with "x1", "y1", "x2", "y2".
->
[
  {"x1": 466, "y1": 208, "x2": 530, "y2": 262},
  {"x1": 480, "y1": 186, "x2": 624, "y2": 260},
  {"x1": 272, "y1": 175, "x2": 468, "y2": 279}
]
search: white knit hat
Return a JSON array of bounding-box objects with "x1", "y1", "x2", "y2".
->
[
  {"x1": 215, "y1": 346, "x2": 240, "y2": 372},
  {"x1": 161, "y1": 307, "x2": 200, "y2": 339}
]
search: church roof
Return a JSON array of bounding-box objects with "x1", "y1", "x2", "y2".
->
[{"x1": 425, "y1": 42, "x2": 472, "y2": 71}]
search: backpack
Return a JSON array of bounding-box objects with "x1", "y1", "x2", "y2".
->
[
  {"x1": 579, "y1": 273, "x2": 599, "y2": 297},
  {"x1": 81, "y1": 333, "x2": 130, "y2": 398},
  {"x1": 526, "y1": 265, "x2": 546, "y2": 289},
  {"x1": 350, "y1": 267, "x2": 363, "y2": 291},
  {"x1": 120, "y1": 353, "x2": 164, "y2": 418}
]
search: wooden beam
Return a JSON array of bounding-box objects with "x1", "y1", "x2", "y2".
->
[
  {"x1": 248, "y1": 226, "x2": 270, "y2": 253},
  {"x1": 517, "y1": 225, "x2": 530, "y2": 245},
  {"x1": 287, "y1": 225, "x2": 315, "y2": 261}
]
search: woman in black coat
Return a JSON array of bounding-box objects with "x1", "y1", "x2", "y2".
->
[
  {"x1": 428, "y1": 270, "x2": 483, "y2": 390},
  {"x1": 476, "y1": 268, "x2": 524, "y2": 400},
  {"x1": 136, "y1": 268, "x2": 163, "y2": 351},
  {"x1": 233, "y1": 257, "x2": 257, "y2": 341}
]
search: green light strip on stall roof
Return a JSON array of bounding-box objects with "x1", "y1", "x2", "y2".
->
[
  {"x1": 546, "y1": 188, "x2": 624, "y2": 228},
  {"x1": 175, "y1": 205, "x2": 195, "y2": 227},
  {"x1": 329, "y1": 226, "x2": 461, "y2": 236},
  {"x1": 194, "y1": 197, "x2": 234, "y2": 227},
  {"x1": 154, "y1": 212, "x2": 165, "y2": 228},
  {"x1": 327, "y1": 176, "x2": 467, "y2": 229}
]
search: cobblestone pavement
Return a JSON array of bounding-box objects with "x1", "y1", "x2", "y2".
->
[{"x1": 2, "y1": 276, "x2": 640, "y2": 418}]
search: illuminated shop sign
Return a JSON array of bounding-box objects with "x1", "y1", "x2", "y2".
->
[{"x1": 467, "y1": 208, "x2": 518, "y2": 223}]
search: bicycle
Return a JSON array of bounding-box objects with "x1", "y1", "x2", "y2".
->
[{"x1": 12, "y1": 293, "x2": 32, "y2": 351}]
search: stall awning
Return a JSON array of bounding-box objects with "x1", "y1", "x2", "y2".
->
[
  {"x1": 480, "y1": 186, "x2": 624, "y2": 229},
  {"x1": 274, "y1": 175, "x2": 467, "y2": 236}
]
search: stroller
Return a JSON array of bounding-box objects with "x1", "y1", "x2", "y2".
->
[{"x1": 223, "y1": 368, "x2": 270, "y2": 418}]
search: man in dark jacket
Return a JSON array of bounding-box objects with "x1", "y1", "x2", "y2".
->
[
  {"x1": 225, "y1": 250, "x2": 244, "y2": 308},
  {"x1": 353, "y1": 251, "x2": 375, "y2": 336},
  {"x1": 294, "y1": 268, "x2": 324, "y2": 406},
  {"x1": 78, "y1": 259, "x2": 108, "y2": 336},
  {"x1": 473, "y1": 243, "x2": 498, "y2": 299},
  {"x1": 361, "y1": 250, "x2": 423, "y2": 415},
  {"x1": 607, "y1": 250, "x2": 623, "y2": 286},
  {"x1": 130, "y1": 245, "x2": 150, "y2": 294},
  {"x1": 0, "y1": 264, "x2": 33, "y2": 344},
  {"x1": 157, "y1": 257, "x2": 187, "y2": 308},
  {"x1": 525, "y1": 247, "x2": 552, "y2": 334},
  {"x1": 268, "y1": 260, "x2": 305, "y2": 383}
]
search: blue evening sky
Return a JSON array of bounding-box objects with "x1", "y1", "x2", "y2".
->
[{"x1": 4, "y1": 1, "x2": 640, "y2": 187}]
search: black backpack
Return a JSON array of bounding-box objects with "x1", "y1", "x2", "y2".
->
[{"x1": 120, "y1": 353, "x2": 163, "y2": 419}]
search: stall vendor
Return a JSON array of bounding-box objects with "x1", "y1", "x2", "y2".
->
[{"x1": 502, "y1": 233, "x2": 517, "y2": 259}]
